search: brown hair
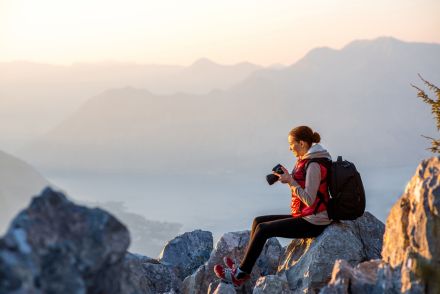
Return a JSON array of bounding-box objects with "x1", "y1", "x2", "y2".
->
[{"x1": 288, "y1": 126, "x2": 321, "y2": 147}]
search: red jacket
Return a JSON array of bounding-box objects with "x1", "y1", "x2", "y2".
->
[{"x1": 290, "y1": 158, "x2": 330, "y2": 217}]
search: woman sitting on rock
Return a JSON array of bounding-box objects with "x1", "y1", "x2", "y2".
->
[{"x1": 214, "y1": 125, "x2": 333, "y2": 287}]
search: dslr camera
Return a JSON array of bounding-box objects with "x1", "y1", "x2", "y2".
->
[{"x1": 266, "y1": 164, "x2": 285, "y2": 185}]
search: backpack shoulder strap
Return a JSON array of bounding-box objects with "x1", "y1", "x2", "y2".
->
[
  {"x1": 303, "y1": 158, "x2": 332, "y2": 214},
  {"x1": 305, "y1": 158, "x2": 332, "y2": 184}
]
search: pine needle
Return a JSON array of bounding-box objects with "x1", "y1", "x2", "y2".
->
[{"x1": 414, "y1": 75, "x2": 440, "y2": 154}]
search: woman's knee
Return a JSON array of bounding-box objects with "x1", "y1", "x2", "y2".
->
[
  {"x1": 254, "y1": 222, "x2": 270, "y2": 236},
  {"x1": 252, "y1": 216, "x2": 267, "y2": 228}
]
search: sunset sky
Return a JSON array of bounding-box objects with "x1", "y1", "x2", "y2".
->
[{"x1": 1, "y1": 0, "x2": 439, "y2": 66}]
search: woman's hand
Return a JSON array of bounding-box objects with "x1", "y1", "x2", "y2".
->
[{"x1": 273, "y1": 165, "x2": 294, "y2": 184}]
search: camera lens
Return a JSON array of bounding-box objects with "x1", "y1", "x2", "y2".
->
[{"x1": 266, "y1": 174, "x2": 279, "y2": 185}]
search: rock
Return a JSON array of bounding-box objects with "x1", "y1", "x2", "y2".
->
[
  {"x1": 159, "y1": 229, "x2": 213, "y2": 280},
  {"x1": 120, "y1": 252, "x2": 182, "y2": 293},
  {"x1": 256, "y1": 236, "x2": 283, "y2": 276},
  {"x1": 278, "y1": 212, "x2": 384, "y2": 293},
  {"x1": 319, "y1": 259, "x2": 382, "y2": 294},
  {"x1": 208, "y1": 281, "x2": 236, "y2": 294},
  {"x1": 349, "y1": 259, "x2": 382, "y2": 293},
  {"x1": 348, "y1": 211, "x2": 384, "y2": 260},
  {"x1": 321, "y1": 157, "x2": 440, "y2": 294},
  {"x1": 0, "y1": 186, "x2": 130, "y2": 294},
  {"x1": 319, "y1": 259, "x2": 352, "y2": 294},
  {"x1": 119, "y1": 252, "x2": 155, "y2": 293},
  {"x1": 373, "y1": 260, "x2": 399, "y2": 293},
  {"x1": 253, "y1": 273, "x2": 291, "y2": 293},
  {"x1": 380, "y1": 156, "x2": 440, "y2": 293},
  {"x1": 182, "y1": 230, "x2": 283, "y2": 294}
]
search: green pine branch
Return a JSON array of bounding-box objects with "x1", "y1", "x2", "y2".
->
[{"x1": 412, "y1": 75, "x2": 440, "y2": 154}]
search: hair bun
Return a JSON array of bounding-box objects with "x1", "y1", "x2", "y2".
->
[{"x1": 312, "y1": 132, "x2": 321, "y2": 143}]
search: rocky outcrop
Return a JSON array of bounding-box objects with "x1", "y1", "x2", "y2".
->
[
  {"x1": 4, "y1": 158, "x2": 437, "y2": 293},
  {"x1": 278, "y1": 212, "x2": 384, "y2": 293},
  {"x1": 0, "y1": 187, "x2": 183, "y2": 293},
  {"x1": 159, "y1": 229, "x2": 213, "y2": 280},
  {"x1": 252, "y1": 274, "x2": 291, "y2": 293},
  {"x1": 321, "y1": 157, "x2": 440, "y2": 294},
  {"x1": 198, "y1": 211, "x2": 384, "y2": 294},
  {"x1": 182, "y1": 231, "x2": 283, "y2": 294},
  {"x1": 208, "y1": 281, "x2": 236, "y2": 294},
  {"x1": 121, "y1": 252, "x2": 182, "y2": 293},
  {"x1": 0, "y1": 187, "x2": 130, "y2": 294},
  {"x1": 0, "y1": 186, "x2": 385, "y2": 294},
  {"x1": 380, "y1": 156, "x2": 440, "y2": 293},
  {"x1": 119, "y1": 253, "x2": 156, "y2": 293},
  {"x1": 319, "y1": 259, "x2": 382, "y2": 294},
  {"x1": 189, "y1": 211, "x2": 384, "y2": 294},
  {"x1": 204, "y1": 271, "x2": 291, "y2": 294}
]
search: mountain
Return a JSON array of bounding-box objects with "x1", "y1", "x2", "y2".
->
[
  {"x1": 173, "y1": 58, "x2": 262, "y2": 94},
  {"x1": 18, "y1": 37, "x2": 440, "y2": 175},
  {"x1": 0, "y1": 150, "x2": 50, "y2": 234},
  {"x1": 0, "y1": 59, "x2": 261, "y2": 153}
]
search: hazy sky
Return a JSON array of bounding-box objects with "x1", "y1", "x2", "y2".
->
[{"x1": 1, "y1": 0, "x2": 439, "y2": 66}]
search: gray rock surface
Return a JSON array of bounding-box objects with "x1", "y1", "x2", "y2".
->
[
  {"x1": 182, "y1": 230, "x2": 282, "y2": 294},
  {"x1": 252, "y1": 274, "x2": 291, "y2": 293},
  {"x1": 321, "y1": 156, "x2": 440, "y2": 294},
  {"x1": 0, "y1": 187, "x2": 183, "y2": 294},
  {"x1": 319, "y1": 259, "x2": 382, "y2": 294},
  {"x1": 0, "y1": 186, "x2": 130, "y2": 294},
  {"x1": 159, "y1": 229, "x2": 213, "y2": 280},
  {"x1": 208, "y1": 282, "x2": 236, "y2": 294},
  {"x1": 119, "y1": 252, "x2": 155, "y2": 293},
  {"x1": 120, "y1": 252, "x2": 182, "y2": 293},
  {"x1": 380, "y1": 156, "x2": 440, "y2": 293},
  {"x1": 10, "y1": 155, "x2": 438, "y2": 294},
  {"x1": 348, "y1": 211, "x2": 384, "y2": 260},
  {"x1": 278, "y1": 212, "x2": 384, "y2": 293}
]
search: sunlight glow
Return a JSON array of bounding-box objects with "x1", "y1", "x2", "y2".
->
[{"x1": 1, "y1": 0, "x2": 439, "y2": 66}]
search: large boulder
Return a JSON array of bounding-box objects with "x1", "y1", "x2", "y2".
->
[
  {"x1": 0, "y1": 187, "x2": 130, "y2": 294},
  {"x1": 381, "y1": 156, "x2": 440, "y2": 293},
  {"x1": 159, "y1": 229, "x2": 213, "y2": 280},
  {"x1": 182, "y1": 230, "x2": 283, "y2": 294},
  {"x1": 0, "y1": 186, "x2": 187, "y2": 294},
  {"x1": 278, "y1": 212, "x2": 384, "y2": 293},
  {"x1": 321, "y1": 156, "x2": 440, "y2": 294}
]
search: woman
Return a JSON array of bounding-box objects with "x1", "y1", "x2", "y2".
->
[{"x1": 214, "y1": 125, "x2": 332, "y2": 287}]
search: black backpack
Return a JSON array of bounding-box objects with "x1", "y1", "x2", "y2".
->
[{"x1": 305, "y1": 156, "x2": 366, "y2": 221}]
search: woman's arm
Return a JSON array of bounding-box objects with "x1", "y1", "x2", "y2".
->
[{"x1": 288, "y1": 162, "x2": 321, "y2": 206}]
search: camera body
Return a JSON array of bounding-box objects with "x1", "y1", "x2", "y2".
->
[{"x1": 266, "y1": 163, "x2": 284, "y2": 185}]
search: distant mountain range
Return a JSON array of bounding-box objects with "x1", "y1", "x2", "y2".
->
[
  {"x1": 0, "y1": 58, "x2": 261, "y2": 152},
  {"x1": 15, "y1": 37, "x2": 440, "y2": 175}
]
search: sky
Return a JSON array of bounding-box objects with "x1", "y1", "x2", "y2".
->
[{"x1": 1, "y1": 0, "x2": 439, "y2": 66}]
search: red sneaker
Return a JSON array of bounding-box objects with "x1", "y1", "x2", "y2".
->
[
  {"x1": 223, "y1": 256, "x2": 236, "y2": 269},
  {"x1": 213, "y1": 264, "x2": 251, "y2": 287}
]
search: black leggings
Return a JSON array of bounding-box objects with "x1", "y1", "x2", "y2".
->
[{"x1": 239, "y1": 215, "x2": 329, "y2": 273}]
